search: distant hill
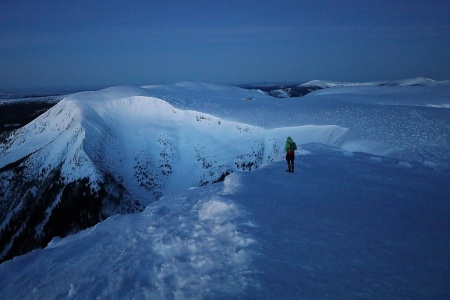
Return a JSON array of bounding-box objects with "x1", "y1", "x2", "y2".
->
[
  {"x1": 241, "y1": 77, "x2": 450, "y2": 98},
  {"x1": 0, "y1": 95, "x2": 62, "y2": 138},
  {"x1": 239, "y1": 83, "x2": 321, "y2": 98}
]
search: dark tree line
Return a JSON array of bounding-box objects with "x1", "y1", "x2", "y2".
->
[
  {"x1": 0, "y1": 101, "x2": 57, "y2": 136},
  {"x1": 1, "y1": 173, "x2": 107, "y2": 263},
  {"x1": 44, "y1": 177, "x2": 105, "y2": 239}
]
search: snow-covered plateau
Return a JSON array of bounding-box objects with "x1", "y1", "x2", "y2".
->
[{"x1": 0, "y1": 81, "x2": 449, "y2": 299}]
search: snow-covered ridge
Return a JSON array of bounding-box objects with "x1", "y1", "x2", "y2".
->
[
  {"x1": 0, "y1": 85, "x2": 349, "y2": 262},
  {"x1": 301, "y1": 77, "x2": 450, "y2": 88},
  {"x1": 240, "y1": 77, "x2": 450, "y2": 99},
  {"x1": 1, "y1": 89, "x2": 347, "y2": 201},
  {"x1": 0, "y1": 82, "x2": 450, "y2": 298},
  {"x1": 1, "y1": 81, "x2": 449, "y2": 264}
]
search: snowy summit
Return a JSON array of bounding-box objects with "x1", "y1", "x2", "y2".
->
[{"x1": 0, "y1": 80, "x2": 449, "y2": 299}]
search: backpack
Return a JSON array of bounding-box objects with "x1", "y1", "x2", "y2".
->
[{"x1": 290, "y1": 142, "x2": 297, "y2": 151}]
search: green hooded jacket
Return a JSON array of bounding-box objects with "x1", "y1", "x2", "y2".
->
[{"x1": 285, "y1": 136, "x2": 296, "y2": 152}]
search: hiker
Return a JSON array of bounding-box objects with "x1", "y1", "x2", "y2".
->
[{"x1": 284, "y1": 136, "x2": 297, "y2": 173}]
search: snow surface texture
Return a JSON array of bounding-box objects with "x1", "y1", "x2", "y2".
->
[
  {"x1": 0, "y1": 81, "x2": 450, "y2": 298},
  {"x1": 0, "y1": 144, "x2": 449, "y2": 299}
]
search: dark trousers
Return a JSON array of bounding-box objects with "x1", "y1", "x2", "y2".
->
[{"x1": 286, "y1": 153, "x2": 295, "y2": 171}]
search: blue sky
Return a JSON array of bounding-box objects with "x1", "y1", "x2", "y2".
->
[{"x1": 1, "y1": 0, "x2": 449, "y2": 92}]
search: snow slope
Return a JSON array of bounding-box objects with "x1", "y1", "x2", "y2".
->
[
  {"x1": 0, "y1": 144, "x2": 449, "y2": 299},
  {"x1": 291, "y1": 85, "x2": 450, "y2": 167}
]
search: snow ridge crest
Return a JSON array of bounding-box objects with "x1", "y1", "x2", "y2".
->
[{"x1": 0, "y1": 87, "x2": 348, "y2": 262}]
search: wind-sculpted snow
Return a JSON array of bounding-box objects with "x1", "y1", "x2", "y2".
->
[{"x1": 0, "y1": 177, "x2": 256, "y2": 299}]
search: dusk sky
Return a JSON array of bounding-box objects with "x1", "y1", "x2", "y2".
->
[{"x1": 1, "y1": 0, "x2": 450, "y2": 92}]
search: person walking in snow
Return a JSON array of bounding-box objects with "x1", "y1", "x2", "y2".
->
[{"x1": 284, "y1": 136, "x2": 297, "y2": 173}]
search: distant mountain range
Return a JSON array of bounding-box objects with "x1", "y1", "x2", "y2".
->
[{"x1": 241, "y1": 77, "x2": 450, "y2": 98}]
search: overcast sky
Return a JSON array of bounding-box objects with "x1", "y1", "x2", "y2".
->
[{"x1": 1, "y1": 0, "x2": 449, "y2": 92}]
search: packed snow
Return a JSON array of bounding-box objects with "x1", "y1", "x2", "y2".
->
[{"x1": 0, "y1": 81, "x2": 449, "y2": 299}]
